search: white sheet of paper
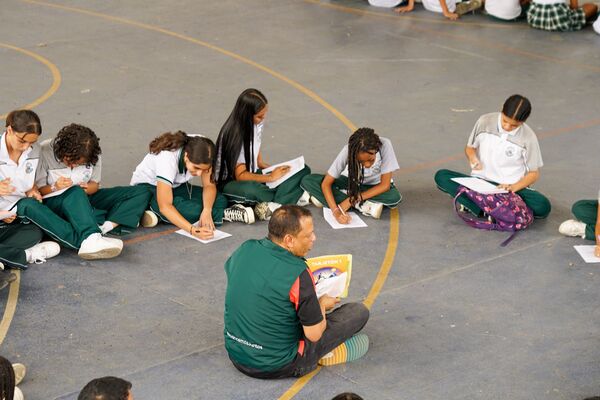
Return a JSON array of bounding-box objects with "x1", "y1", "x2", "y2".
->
[
  {"x1": 262, "y1": 156, "x2": 305, "y2": 189},
  {"x1": 574, "y1": 245, "x2": 600, "y2": 263},
  {"x1": 451, "y1": 177, "x2": 508, "y2": 194},
  {"x1": 42, "y1": 187, "x2": 71, "y2": 199},
  {"x1": 49, "y1": 168, "x2": 89, "y2": 186},
  {"x1": 0, "y1": 209, "x2": 17, "y2": 219},
  {"x1": 175, "y1": 227, "x2": 232, "y2": 244},
  {"x1": 323, "y1": 208, "x2": 367, "y2": 229},
  {"x1": 315, "y1": 272, "x2": 348, "y2": 298}
]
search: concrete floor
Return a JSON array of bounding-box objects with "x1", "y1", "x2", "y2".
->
[{"x1": 1, "y1": 0, "x2": 600, "y2": 399}]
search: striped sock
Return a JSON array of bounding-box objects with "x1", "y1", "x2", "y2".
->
[{"x1": 318, "y1": 333, "x2": 369, "y2": 366}]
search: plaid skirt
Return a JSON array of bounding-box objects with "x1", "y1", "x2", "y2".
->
[{"x1": 527, "y1": 2, "x2": 586, "y2": 31}]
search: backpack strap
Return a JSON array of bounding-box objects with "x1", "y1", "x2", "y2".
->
[{"x1": 453, "y1": 187, "x2": 495, "y2": 230}]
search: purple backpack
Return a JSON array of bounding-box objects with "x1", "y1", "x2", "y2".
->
[{"x1": 453, "y1": 186, "x2": 534, "y2": 246}]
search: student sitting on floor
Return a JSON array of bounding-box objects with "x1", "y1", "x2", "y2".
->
[
  {"x1": 36, "y1": 124, "x2": 154, "y2": 237},
  {"x1": 485, "y1": 0, "x2": 530, "y2": 21},
  {"x1": 214, "y1": 88, "x2": 311, "y2": 221},
  {"x1": 434, "y1": 94, "x2": 551, "y2": 220},
  {"x1": 395, "y1": 0, "x2": 482, "y2": 20},
  {"x1": 527, "y1": 0, "x2": 598, "y2": 31},
  {"x1": 4, "y1": 110, "x2": 109, "y2": 261},
  {"x1": 559, "y1": 187, "x2": 600, "y2": 257},
  {"x1": 301, "y1": 127, "x2": 401, "y2": 223},
  {"x1": 224, "y1": 206, "x2": 370, "y2": 379},
  {"x1": 1, "y1": 112, "x2": 60, "y2": 268},
  {"x1": 78, "y1": 376, "x2": 133, "y2": 400},
  {"x1": 0, "y1": 356, "x2": 26, "y2": 400},
  {"x1": 131, "y1": 131, "x2": 253, "y2": 240}
]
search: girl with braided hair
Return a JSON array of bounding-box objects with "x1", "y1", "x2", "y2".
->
[
  {"x1": 131, "y1": 131, "x2": 254, "y2": 240},
  {"x1": 301, "y1": 127, "x2": 401, "y2": 224},
  {"x1": 214, "y1": 88, "x2": 312, "y2": 221}
]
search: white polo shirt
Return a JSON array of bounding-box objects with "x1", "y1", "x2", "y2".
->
[
  {"x1": 35, "y1": 138, "x2": 101, "y2": 188},
  {"x1": 467, "y1": 112, "x2": 543, "y2": 185},
  {"x1": 327, "y1": 137, "x2": 399, "y2": 185},
  {"x1": 422, "y1": 0, "x2": 457, "y2": 13},
  {"x1": 485, "y1": 0, "x2": 521, "y2": 20},
  {"x1": 130, "y1": 147, "x2": 192, "y2": 187},
  {"x1": 0, "y1": 132, "x2": 40, "y2": 211},
  {"x1": 215, "y1": 122, "x2": 263, "y2": 179},
  {"x1": 368, "y1": 0, "x2": 404, "y2": 7}
]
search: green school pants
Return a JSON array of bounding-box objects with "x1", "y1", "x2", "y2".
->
[
  {"x1": 434, "y1": 169, "x2": 552, "y2": 218},
  {"x1": 89, "y1": 186, "x2": 152, "y2": 235},
  {"x1": 0, "y1": 221, "x2": 43, "y2": 269},
  {"x1": 222, "y1": 166, "x2": 311, "y2": 205},
  {"x1": 141, "y1": 183, "x2": 227, "y2": 226},
  {"x1": 17, "y1": 187, "x2": 101, "y2": 249},
  {"x1": 300, "y1": 174, "x2": 402, "y2": 208},
  {"x1": 572, "y1": 200, "x2": 598, "y2": 241}
]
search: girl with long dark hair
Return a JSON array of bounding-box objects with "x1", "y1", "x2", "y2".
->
[{"x1": 215, "y1": 88, "x2": 311, "y2": 220}]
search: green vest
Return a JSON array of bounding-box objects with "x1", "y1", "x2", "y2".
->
[{"x1": 224, "y1": 238, "x2": 308, "y2": 371}]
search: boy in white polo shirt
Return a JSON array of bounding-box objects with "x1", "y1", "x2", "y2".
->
[
  {"x1": 435, "y1": 94, "x2": 551, "y2": 219},
  {"x1": 301, "y1": 127, "x2": 401, "y2": 222}
]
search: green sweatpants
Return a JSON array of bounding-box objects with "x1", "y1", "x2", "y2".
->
[
  {"x1": 434, "y1": 169, "x2": 552, "y2": 218},
  {"x1": 0, "y1": 221, "x2": 43, "y2": 269},
  {"x1": 300, "y1": 174, "x2": 402, "y2": 208},
  {"x1": 141, "y1": 183, "x2": 227, "y2": 226},
  {"x1": 572, "y1": 199, "x2": 599, "y2": 241},
  {"x1": 17, "y1": 187, "x2": 101, "y2": 249},
  {"x1": 89, "y1": 186, "x2": 152, "y2": 235},
  {"x1": 222, "y1": 166, "x2": 311, "y2": 205}
]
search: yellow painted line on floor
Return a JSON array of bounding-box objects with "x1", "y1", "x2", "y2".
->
[
  {"x1": 21, "y1": 0, "x2": 356, "y2": 132},
  {"x1": 304, "y1": 0, "x2": 526, "y2": 29},
  {"x1": 10, "y1": 2, "x2": 399, "y2": 398},
  {"x1": 0, "y1": 271, "x2": 20, "y2": 346},
  {"x1": 0, "y1": 42, "x2": 62, "y2": 119}
]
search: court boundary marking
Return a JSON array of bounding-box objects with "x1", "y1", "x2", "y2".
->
[{"x1": 0, "y1": 42, "x2": 62, "y2": 120}]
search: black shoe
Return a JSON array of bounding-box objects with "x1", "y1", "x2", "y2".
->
[{"x1": 0, "y1": 271, "x2": 17, "y2": 291}]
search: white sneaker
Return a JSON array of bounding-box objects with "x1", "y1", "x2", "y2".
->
[
  {"x1": 297, "y1": 191, "x2": 310, "y2": 206},
  {"x1": 12, "y1": 363, "x2": 26, "y2": 385},
  {"x1": 140, "y1": 210, "x2": 159, "y2": 228},
  {"x1": 78, "y1": 233, "x2": 123, "y2": 260},
  {"x1": 25, "y1": 241, "x2": 61, "y2": 264},
  {"x1": 224, "y1": 204, "x2": 255, "y2": 224},
  {"x1": 253, "y1": 202, "x2": 281, "y2": 221},
  {"x1": 310, "y1": 196, "x2": 324, "y2": 208},
  {"x1": 558, "y1": 219, "x2": 586, "y2": 238},
  {"x1": 355, "y1": 200, "x2": 383, "y2": 219}
]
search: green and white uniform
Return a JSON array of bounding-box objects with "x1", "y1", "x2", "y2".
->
[
  {"x1": 0, "y1": 132, "x2": 44, "y2": 268},
  {"x1": 36, "y1": 138, "x2": 151, "y2": 235},
  {"x1": 216, "y1": 123, "x2": 311, "y2": 205},
  {"x1": 571, "y1": 187, "x2": 600, "y2": 241},
  {"x1": 131, "y1": 146, "x2": 227, "y2": 225},
  {"x1": 301, "y1": 137, "x2": 402, "y2": 208},
  {"x1": 435, "y1": 112, "x2": 551, "y2": 218}
]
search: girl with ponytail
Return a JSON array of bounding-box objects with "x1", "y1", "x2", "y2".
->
[
  {"x1": 131, "y1": 131, "x2": 254, "y2": 240},
  {"x1": 301, "y1": 127, "x2": 402, "y2": 224},
  {"x1": 435, "y1": 94, "x2": 551, "y2": 220}
]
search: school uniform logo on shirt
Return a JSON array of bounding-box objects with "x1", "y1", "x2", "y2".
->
[
  {"x1": 83, "y1": 170, "x2": 91, "y2": 181},
  {"x1": 505, "y1": 146, "x2": 516, "y2": 158},
  {"x1": 25, "y1": 162, "x2": 34, "y2": 174}
]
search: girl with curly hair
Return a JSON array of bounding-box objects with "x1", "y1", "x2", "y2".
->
[
  {"x1": 131, "y1": 131, "x2": 254, "y2": 241},
  {"x1": 36, "y1": 123, "x2": 153, "y2": 240},
  {"x1": 214, "y1": 88, "x2": 311, "y2": 221},
  {"x1": 301, "y1": 127, "x2": 401, "y2": 224}
]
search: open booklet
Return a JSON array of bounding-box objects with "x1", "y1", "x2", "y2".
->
[
  {"x1": 451, "y1": 177, "x2": 508, "y2": 195},
  {"x1": 262, "y1": 156, "x2": 305, "y2": 189},
  {"x1": 306, "y1": 254, "x2": 352, "y2": 298}
]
